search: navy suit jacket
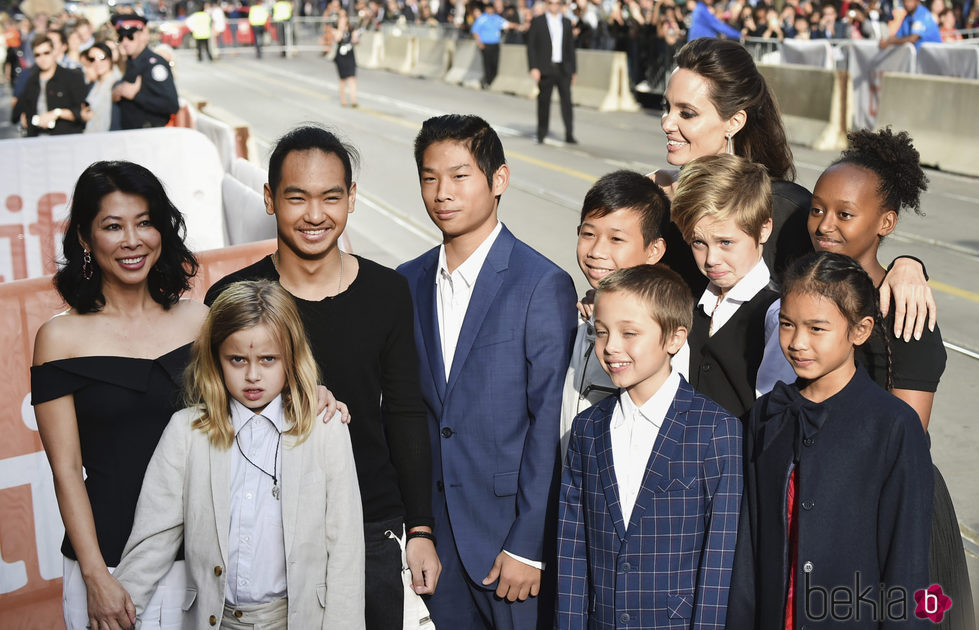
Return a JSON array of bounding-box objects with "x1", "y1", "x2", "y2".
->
[
  {"x1": 397, "y1": 225, "x2": 577, "y2": 584},
  {"x1": 556, "y1": 378, "x2": 743, "y2": 629}
]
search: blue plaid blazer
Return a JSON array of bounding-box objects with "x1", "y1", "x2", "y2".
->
[{"x1": 556, "y1": 377, "x2": 742, "y2": 629}]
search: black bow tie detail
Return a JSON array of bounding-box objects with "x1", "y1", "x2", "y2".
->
[{"x1": 758, "y1": 381, "x2": 830, "y2": 458}]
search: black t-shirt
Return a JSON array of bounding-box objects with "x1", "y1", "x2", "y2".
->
[
  {"x1": 857, "y1": 306, "x2": 947, "y2": 393},
  {"x1": 205, "y1": 255, "x2": 433, "y2": 528}
]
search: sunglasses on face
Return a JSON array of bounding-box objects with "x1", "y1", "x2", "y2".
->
[
  {"x1": 117, "y1": 27, "x2": 142, "y2": 41},
  {"x1": 87, "y1": 52, "x2": 107, "y2": 62}
]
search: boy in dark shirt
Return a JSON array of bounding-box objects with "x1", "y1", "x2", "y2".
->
[{"x1": 205, "y1": 126, "x2": 440, "y2": 630}]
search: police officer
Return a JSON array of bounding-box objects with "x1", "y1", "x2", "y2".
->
[{"x1": 111, "y1": 14, "x2": 178, "y2": 129}]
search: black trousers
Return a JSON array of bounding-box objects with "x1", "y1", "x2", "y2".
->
[
  {"x1": 274, "y1": 21, "x2": 288, "y2": 56},
  {"x1": 536, "y1": 62, "x2": 573, "y2": 141},
  {"x1": 252, "y1": 24, "x2": 265, "y2": 58},
  {"x1": 364, "y1": 516, "x2": 406, "y2": 630},
  {"x1": 195, "y1": 37, "x2": 212, "y2": 61},
  {"x1": 481, "y1": 43, "x2": 500, "y2": 86}
]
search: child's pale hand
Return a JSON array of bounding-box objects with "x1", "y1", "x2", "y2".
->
[
  {"x1": 316, "y1": 385, "x2": 351, "y2": 424},
  {"x1": 481, "y1": 552, "x2": 541, "y2": 602},
  {"x1": 406, "y1": 533, "x2": 442, "y2": 594},
  {"x1": 85, "y1": 570, "x2": 136, "y2": 630},
  {"x1": 576, "y1": 289, "x2": 596, "y2": 320}
]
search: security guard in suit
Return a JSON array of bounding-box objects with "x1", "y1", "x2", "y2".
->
[{"x1": 111, "y1": 14, "x2": 179, "y2": 129}]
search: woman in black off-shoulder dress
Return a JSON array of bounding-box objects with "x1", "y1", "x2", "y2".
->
[{"x1": 31, "y1": 161, "x2": 208, "y2": 630}]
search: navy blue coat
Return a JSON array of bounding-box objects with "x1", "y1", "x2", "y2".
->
[{"x1": 727, "y1": 368, "x2": 933, "y2": 629}]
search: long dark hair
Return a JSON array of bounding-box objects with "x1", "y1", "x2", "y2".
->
[
  {"x1": 55, "y1": 161, "x2": 198, "y2": 313},
  {"x1": 674, "y1": 38, "x2": 796, "y2": 182},
  {"x1": 781, "y1": 252, "x2": 891, "y2": 388}
]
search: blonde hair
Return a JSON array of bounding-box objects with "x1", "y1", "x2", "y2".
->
[
  {"x1": 596, "y1": 264, "x2": 694, "y2": 343},
  {"x1": 671, "y1": 154, "x2": 772, "y2": 243},
  {"x1": 184, "y1": 280, "x2": 320, "y2": 448}
]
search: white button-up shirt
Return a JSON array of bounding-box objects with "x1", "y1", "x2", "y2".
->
[
  {"x1": 434, "y1": 221, "x2": 541, "y2": 569},
  {"x1": 611, "y1": 370, "x2": 681, "y2": 527},
  {"x1": 436, "y1": 221, "x2": 503, "y2": 379},
  {"x1": 546, "y1": 12, "x2": 564, "y2": 63},
  {"x1": 227, "y1": 396, "x2": 288, "y2": 606},
  {"x1": 694, "y1": 257, "x2": 794, "y2": 397}
]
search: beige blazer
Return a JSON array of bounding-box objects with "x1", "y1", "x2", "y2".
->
[{"x1": 114, "y1": 406, "x2": 365, "y2": 629}]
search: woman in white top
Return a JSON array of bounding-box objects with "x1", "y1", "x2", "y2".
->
[{"x1": 81, "y1": 43, "x2": 120, "y2": 133}]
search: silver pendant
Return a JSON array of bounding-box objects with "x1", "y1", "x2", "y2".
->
[{"x1": 272, "y1": 485, "x2": 280, "y2": 500}]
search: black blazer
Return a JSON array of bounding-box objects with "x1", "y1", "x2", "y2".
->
[
  {"x1": 527, "y1": 14, "x2": 576, "y2": 75},
  {"x1": 12, "y1": 65, "x2": 87, "y2": 136}
]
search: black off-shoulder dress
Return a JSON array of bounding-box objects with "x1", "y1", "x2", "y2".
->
[{"x1": 30, "y1": 344, "x2": 191, "y2": 566}]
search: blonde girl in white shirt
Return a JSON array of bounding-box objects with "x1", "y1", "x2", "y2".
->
[{"x1": 111, "y1": 280, "x2": 365, "y2": 629}]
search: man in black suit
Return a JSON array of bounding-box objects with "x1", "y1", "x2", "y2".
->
[{"x1": 527, "y1": 0, "x2": 576, "y2": 144}]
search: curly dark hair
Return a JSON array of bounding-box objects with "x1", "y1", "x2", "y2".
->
[
  {"x1": 674, "y1": 38, "x2": 796, "y2": 182},
  {"x1": 54, "y1": 161, "x2": 198, "y2": 314},
  {"x1": 833, "y1": 127, "x2": 928, "y2": 216}
]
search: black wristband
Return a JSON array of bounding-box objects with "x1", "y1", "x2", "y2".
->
[
  {"x1": 406, "y1": 530, "x2": 436, "y2": 545},
  {"x1": 887, "y1": 255, "x2": 929, "y2": 281}
]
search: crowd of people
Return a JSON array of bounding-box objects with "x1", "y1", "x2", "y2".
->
[
  {"x1": 3, "y1": 9, "x2": 179, "y2": 136},
  {"x1": 18, "y1": 15, "x2": 977, "y2": 626}
]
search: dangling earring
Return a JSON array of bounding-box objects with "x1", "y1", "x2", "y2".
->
[
  {"x1": 82, "y1": 249, "x2": 93, "y2": 280},
  {"x1": 725, "y1": 133, "x2": 734, "y2": 155}
]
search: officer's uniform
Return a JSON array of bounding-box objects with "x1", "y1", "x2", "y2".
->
[{"x1": 119, "y1": 46, "x2": 179, "y2": 129}]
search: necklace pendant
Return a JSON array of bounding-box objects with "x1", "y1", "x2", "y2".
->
[{"x1": 272, "y1": 485, "x2": 280, "y2": 500}]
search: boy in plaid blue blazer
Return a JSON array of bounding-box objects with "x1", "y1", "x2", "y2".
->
[{"x1": 556, "y1": 265, "x2": 742, "y2": 629}]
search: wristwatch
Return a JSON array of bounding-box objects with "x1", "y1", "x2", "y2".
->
[
  {"x1": 48, "y1": 109, "x2": 62, "y2": 129},
  {"x1": 31, "y1": 115, "x2": 40, "y2": 127}
]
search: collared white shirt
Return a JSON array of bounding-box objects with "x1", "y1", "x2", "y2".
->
[
  {"x1": 611, "y1": 370, "x2": 681, "y2": 527},
  {"x1": 694, "y1": 258, "x2": 794, "y2": 397},
  {"x1": 434, "y1": 221, "x2": 541, "y2": 570},
  {"x1": 697, "y1": 258, "x2": 771, "y2": 335},
  {"x1": 545, "y1": 12, "x2": 564, "y2": 63},
  {"x1": 435, "y1": 220, "x2": 503, "y2": 379},
  {"x1": 227, "y1": 396, "x2": 288, "y2": 606}
]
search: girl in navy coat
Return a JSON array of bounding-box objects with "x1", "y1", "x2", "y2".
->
[{"x1": 728, "y1": 252, "x2": 933, "y2": 629}]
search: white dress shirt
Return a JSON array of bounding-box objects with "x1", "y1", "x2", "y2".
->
[
  {"x1": 436, "y1": 220, "x2": 503, "y2": 378},
  {"x1": 227, "y1": 396, "x2": 288, "y2": 606},
  {"x1": 611, "y1": 370, "x2": 681, "y2": 527},
  {"x1": 546, "y1": 12, "x2": 564, "y2": 63},
  {"x1": 434, "y1": 221, "x2": 541, "y2": 569},
  {"x1": 693, "y1": 258, "x2": 793, "y2": 397}
]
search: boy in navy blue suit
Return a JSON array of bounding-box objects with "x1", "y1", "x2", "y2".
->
[
  {"x1": 556, "y1": 264, "x2": 742, "y2": 630},
  {"x1": 397, "y1": 114, "x2": 577, "y2": 630}
]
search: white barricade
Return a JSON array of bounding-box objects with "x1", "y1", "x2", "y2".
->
[
  {"x1": 414, "y1": 37, "x2": 452, "y2": 79},
  {"x1": 382, "y1": 34, "x2": 416, "y2": 74},
  {"x1": 232, "y1": 157, "x2": 267, "y2": 196},
  {"x1": 356, "y1": 30, "x2": 384, "y2": 69},
  {"x1": 222, "y1": 173, "x2": 276, "y2": 245},
  {"x1": 444, "y1": 39, "x2": 483, "y2": 88},
  {"x1": 877, "y1": 73, "x2": 979, "y2": 177},
  {"x1": 917, "y1": 42, "x2": 979, "y2": 79},
  {"x1": 573, "y1": 49, "x2": 639, "y2": 112},
  {"x1": 781, "y1": 39, "x2": 835, "y2": 70},
  {"x1": 759, "y1": 64, "x2": 848, "y2": 151},
  {"x1": 489, "y1": 44, "x2": 537, "y2": 98},
  {"x1": 194, "y1": 110, "x2": 238, "y2": 173},
  {"x1": 848, "y1": 41, "x2": 916, "y2": 130},
  {"x1": 0, "y1": 128, "x2": 225, "y2": 282}
]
